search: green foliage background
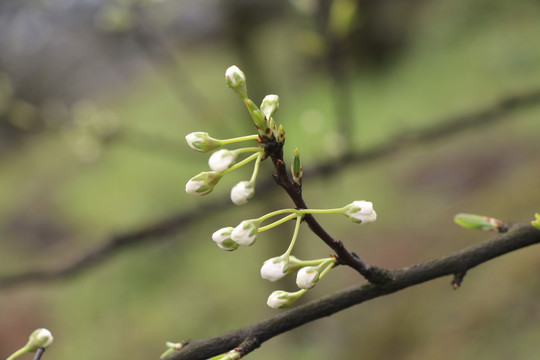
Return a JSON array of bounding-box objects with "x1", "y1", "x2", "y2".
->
[{"x1": 1, "y1": 0, "x2": 540, "y2": 359}]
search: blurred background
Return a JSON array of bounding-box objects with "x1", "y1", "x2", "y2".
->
[{"x1": 1, "y1": 0, "x2": 540, "y2": 359}]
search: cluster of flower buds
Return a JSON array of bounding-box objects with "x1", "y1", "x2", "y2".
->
[
  {"x1": 210, "y1": 201, "x2": 376, "y2": 308},
  {"x1": 185, "y1": 65, "x2": 379, "y2": 310},
  {"x1": 185, "y1": 65, "x2": 288, "y2": 205}
]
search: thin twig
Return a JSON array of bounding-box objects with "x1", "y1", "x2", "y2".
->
[
  {"x1": 1, "y1": 89, "x2": 539, "y2": 289},
  {"x1": 164, "y1": 223, "x2": 540, "y2": 360},
  {"x1": 33, "y1": 348, "x2": 45, "y2": 360}
]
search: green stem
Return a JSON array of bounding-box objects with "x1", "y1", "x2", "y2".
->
[
  {"x1": 283, "y1": 216, "x2": 304, "y2": 257},
  {"x1": 220, "y1": 134, "x2": 259, "y2": 145},
  {"x1": 6, "y1": 347, "x2": 29, "y2": 360},
  {"x1": 293, "y1": 257, "x2": 335, "y2": 267},
  {"x1": 258, "y1": 209, "x2": 299, "y2": 222},
  {"x1": 222, "y1": 152, "x2": 260, "y2": 174},
  {"x1": 298, "y1": 207, "x2": 347, "y2": 215},
  {"x1": 249, "y1": 152, "x2": 264, "y2": 183},
  {"x1": 318, "y1": 259, "x2": 337, "y2": 279},
  {"x1": 259, "y1": 213, "x2": 298, "y2": 232}
]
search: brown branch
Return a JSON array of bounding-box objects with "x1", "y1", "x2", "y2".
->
[
  {"x1": 269, "y1": 149, "x2": 391, "y2": 284},
  {"x1": 1, "y1": 88, "x2": 539, "y2": 289},
  {"x1": 163, "y1": 223, "x2": 540, "y2": 360}
]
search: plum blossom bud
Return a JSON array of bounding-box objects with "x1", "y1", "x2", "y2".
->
[
  {"x1": 225, "y1": 65, "x2": 247, "y2": 100},
  {"x1": 212, "y1": 227, "x2": 239, "y2": 251},
  {"x1": 185, "y1": 171, "x2": 222, "y2": 196},
  {"x1": 230, "y1": 180, "x2": 255, "y2": 205},
  {"x1": 296, "y1": 266, "x2": 320, "y2": 289},
  {"x1": 231, "y1": 219, "x2": 260, "y2": 246},
  {"x1": 260, "y1": 94, "x2": 279, "y2": 119},
  {"x1": 343, "y1": 200, "x2": 376, "y2": 224},
  {"x1": 208, "y1": 149, "x2": 237, "y2": 173},
  {"x1": 185, "y1": 132, "x2": 222, "y2": 152},
  {"x1": 261, "y1": 256, "x2": 288, "y2": 282},
  {"x1": 266, "y1": 290, "x2": 303, "y2": 309},
  {"x1": 28, "y1": 328, "x2": 54, "y2": 351}
]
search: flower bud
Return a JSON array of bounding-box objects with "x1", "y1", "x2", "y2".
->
[
  {"x1": 277, "y1": 124, "x2": 285, "y2": 144},
  {"x1": 225, "y1": 65, "x2": 247, "y2": 100},
  {"x1": 185, "y1": 132, "x2": 222, "y2": 152},
  {"x1": 27, "y1": 328, "x2": 54, "y2": 351},
  {"x1": 212, "y1": 227, "x2": 239, "y2": 251},
  {"x1": 231, "y1": 219, "x2": 260, "y2": 246},
  {"x1": 260, "y1": 94, "x2": 279, "y2": 119},
  {"x1": 230, "y1": 180, "x2": 255, "y2": 205},
  {"x1": 260, "y1": 256, "x2": 288, "y2": 282},
  {"x1": 296, "y1": 266, "x2": 320, "y2": 289},
  {"x1": 208, "y1": 149, "x2": 237, "y2": 173},
  {"x1": 185, "y1": 171, "x2": 222, "y2": 196},
  {"x1": 343, "y1": 200, "x2": 376, "y2": 224},
  {"x1": 266, "y1": 290, "x2": 303, "y2": 309}
]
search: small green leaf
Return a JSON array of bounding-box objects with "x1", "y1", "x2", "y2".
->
[
  {"x1": 532, "y1": 213, "x2": 540, "y2": 231},
  {"x1": 454, "y1": 213, "x2": 504, "y2": 232}
]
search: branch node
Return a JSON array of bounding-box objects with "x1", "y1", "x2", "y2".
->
[{"x1": 451, "y1": 271, "x2": 467, "y2": 290}]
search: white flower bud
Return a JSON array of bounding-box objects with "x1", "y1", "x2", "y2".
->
[
  {"x1": 27, "y1": 328, "x2": 54, "y2": 351},
  {"x1": 230, "y1": 180, "x2": 255, "y2": 205},
  {"x1": 296, "y1": 266, "x2": 320, "y2": 289},
  {"x1": 185, "y1": 171, "x2": 222, "y2": 196},
  {"x1": 230, "y1": 219, "x2": 260, "y2": 246},
  {"x1": 208, "y1": 149, "x2": 237, "y2": 173},
  {"x1": 260, "y1": 257, "x2": 288, "y2": 282},
  {"x1": 185, "y1": 132, "x2": 221, "y2": 152},
  {"x1": 343, "y1": 200, "x2": 377, "y2": 224},
  {"x1": 225, "y1": 65, "x2": 247, "y2": 100},
  {"x1": 266, "y1": 290, "x2": 303, "y2": 309},
  {"x1": 260, "y1": 94, "x2": 279, "y2": 119},
  {"x1": 212, "y1": 227, "x2": 239, "y2": 251}
]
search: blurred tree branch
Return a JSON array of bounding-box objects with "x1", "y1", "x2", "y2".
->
[
  {"x1": 1, "y1": 88, "x2": 540, "y2": 290},
  {"x1": 163, "y1": 223, "x2": 540, "y2": 360}
]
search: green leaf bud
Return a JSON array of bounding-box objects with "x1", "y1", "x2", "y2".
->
[
  {"x1": 291, "y1": 148, "x2": 302, "y2": 186},
  {"x1": 277, "y1": 124, "x2": 286, "y2": 144},
  {"x1": 533, "y1": 213, "x2": 540, "y2": 231},
  {"x1": 454, "y1": 213, "x2": 504, "y2": 232},
  {"x1": 244, "y1": 99, "x2": 271, "y2": 137}
]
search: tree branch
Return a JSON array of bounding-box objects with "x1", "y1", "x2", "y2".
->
[
  {"x1": 163, "y1": 223, "x2": 540, "y2": 360},
  {"x1": 1, "y1": 88, "x2": 539, "y2": 289}
]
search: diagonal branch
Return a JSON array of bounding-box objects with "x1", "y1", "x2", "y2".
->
[
  {"x1": 163, "y1": 223, "x2": 540, "y2": 360},
  {"x1": 1, "y1": 88, "x2": 540, "y2": 290}
]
